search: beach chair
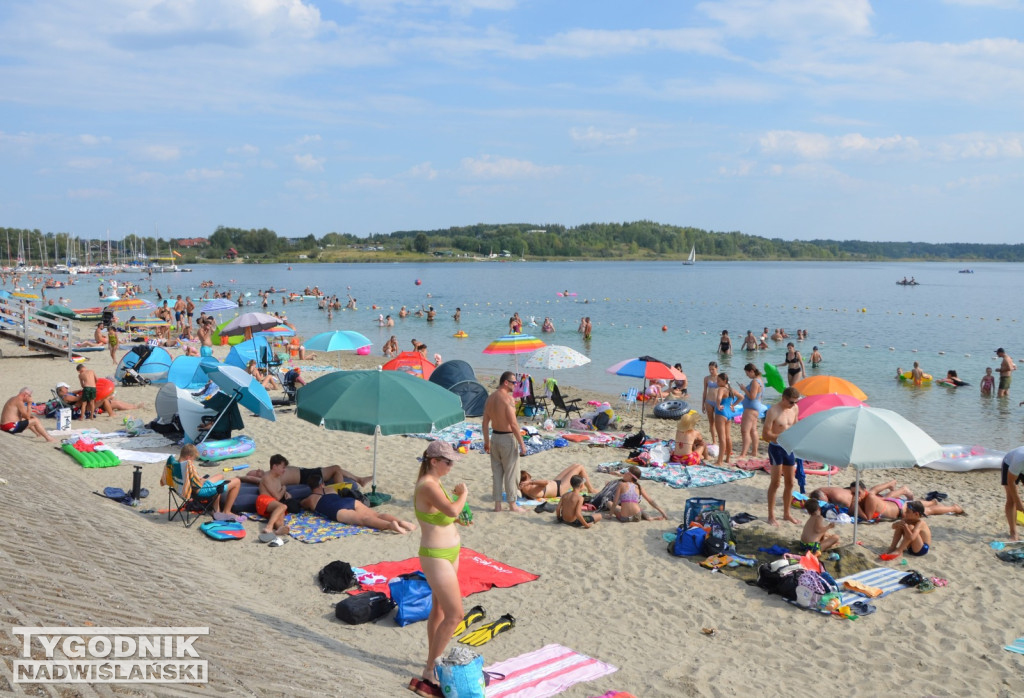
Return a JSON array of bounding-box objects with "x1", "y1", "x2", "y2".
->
[
  {"x1": 161, "y1": 456, "x2": 227, "y2": 528},
  {"x1": 516, "y1": 374, "x2": 548, "y2": 420},
  {"x1": 619, "y1": 387, "x2": 639, "y2": 413},
  {"x1": 550, "y1": 384, "x2": 582, "y2": 420}
]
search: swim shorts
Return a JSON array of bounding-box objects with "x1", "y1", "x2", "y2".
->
[
  {"x1": 999, "y1": 376, "x2": 1012, "y2": 390},
  {"x1": 2, "y1": 420, "x2": 28, "y2": 434},
  {"x1": 81, "y1": 387, "x2": 97, "y2": 401},
  {"x1": 907, "y1": 543, "x2": 929, "y2": 557},
  {"x1": 200, "y1": 346, "x2": 213, "y2": 357},
  {"x1": 1000, "y1": 461, "x2": 1024, "y2": 486},
  {"x1": 559, "y1": 514, "x2": 595, "y2": 527},
  {"x1": 768, "y1": 442, "x2": 798, "y2": 467},
  {"x1": 255, "y1": 493, "x2": 275, "y2": 517}
]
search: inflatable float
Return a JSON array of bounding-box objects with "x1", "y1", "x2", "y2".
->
[
  {"x1": 62, "y1": 443, "x2": 121, "y2": 468},
  {"x1": 763, "y1": 363, "x2": 785, "y2": 393},
  {"x1": 197, "y1": 435, "x2": 256, "y2": 462},
  {"x1": 556, "y1": 292, "x2": 577, "y2": 297},
  {"x1": 803, "y1": 462, "x2": 841, "y2": 476},
  {"x1": 898, "y1": 371, "x2": 932, "y2": 384},
  {"x1": 73, "y1": 344, "x2": 106, "y2": 352},
  {"x1": 453, "y1": 331, "x2": 468, "y2": 338},
  {"x1": 920, "y1": 444, "x2": 1005, "y2": 472},
  {"x1": 653, "y1": 400, "x2": 689, "y2": 420}
]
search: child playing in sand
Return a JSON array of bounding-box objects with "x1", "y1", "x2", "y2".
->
[
  {"x1": 800, "y1": 500, "x2": 839, "y2": 553},
  {"x1": 556, "y1": 475, "x2": 602, "y2": 528},
  {"x1": 880, "y1": 500, "x2": 930, "y2": 560}
]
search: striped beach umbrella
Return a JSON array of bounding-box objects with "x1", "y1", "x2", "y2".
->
[
  {"x1": 483, "y1": 334, "x2": 547, "y2": 374},
  {"x1": 104, "y1": 297, "x2": 156, "y2": 312}
]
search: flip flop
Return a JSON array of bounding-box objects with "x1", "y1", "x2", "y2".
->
[
  {"x1": 268, "y1": 537, "x2": 287, "y2": 547},
  {"x1": 258, "y1": 532, "x2": 277, "y2": 543}
]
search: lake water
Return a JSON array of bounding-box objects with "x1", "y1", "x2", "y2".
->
[{"x1": 46, "y1": 260, "x2": 1024, "y2": 451}]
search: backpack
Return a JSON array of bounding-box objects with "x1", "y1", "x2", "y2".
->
[
  {"x1": 696, "y1": 510, "x2": 732, "y2": 552},
  {"x1": 334, "y1": 592, "x2": 395, "y2": 625},
  {"x1": 198, "y1": 521, "x2": 245, "y2": 540},
  {"x1": 318, "y1": 561, "x2": 356, "y2": 593},
  {"x1": 668, "y1": 524, "x2": 707, "y2": 557},
  {"x1": 755, "y1": 560, "x2": 803, "y2": 600},
  {"x1": 622, "y1": 430, "x2": 647, "y2": 449}
]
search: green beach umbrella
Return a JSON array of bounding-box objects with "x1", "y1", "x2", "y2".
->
[
  {"x1": 296, "y1": 369, "x2": 465, "y2": 505},
  {"x1": 42, "y1": 304, "x2": 76, "y2": 318}
]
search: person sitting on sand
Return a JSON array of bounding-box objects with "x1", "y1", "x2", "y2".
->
[
  {"x1": 556, "y1": 475, "x2": 602, "y2": 528},
  {"x1": 670, "y1": 410, "x2": 707, "y2": 465},
  {"x1": 1, "y1": 387, "x2": 57, "y2": 442},
  {"x1": 518, "y1": 464, "x2": 595, "y2": 501},
  {"x1": 164, "y1": 444, "x2": 243, "y2": 520},
  {"x1": 300, "y1": 470, "x2": 415, "y2": 533},
  {"x1": 854, "y1": 488, "x2": 963, "y2": 520},
  {"x1": 256, "y1": 454, "x2": 293, "y2": 541},
  {"x1": 607, "y1": 465, "x2": 667, "y2": 522},
  {"x1": 800, "y1": 500, "x2": 840, "y2": 553},
  {"x1": 880, "y1": 500, "x2": 931, "y2": 560},
  {"x1": 56, "y1": 382, "x2": 143, "y2": 417}
]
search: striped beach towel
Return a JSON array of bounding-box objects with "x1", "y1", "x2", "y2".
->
[
  {"x1": 484, "y1": 644, "x2": 616, "y2": 698},
  {"x1": 836, "y1": 566, "x2": 911, "y2": 605},
  {"x1": 1004, "y1": 637, "x2": 1024, "y2": 655}
]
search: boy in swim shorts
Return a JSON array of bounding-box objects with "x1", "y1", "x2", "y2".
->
[
  {"x1": 800, "y1": 500, "x2": 839, "y2": 553},
  {"x1": 556, "y1": 475, "x2": 601, "y2": 528},
  {"x1": 257, "y1": 454, "x2": 292, "y2": 539},
  {"x1": 880, "y1": 500, "x2": 931, "y2": 560}
]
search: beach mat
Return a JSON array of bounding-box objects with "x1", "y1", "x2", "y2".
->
[
  {"x1": 483, "y1": 643, "x2": 617, "y2": 698},
  {"x1": 598, "y1": 461, "x2": 754, "y2": 489},
  {"x1": 353, "y1": 548, "x2": 539, "y2": 599},
  {"x1": 1004, "y1": 637, "x2": 1024, "y2": 655},
  {"x1": 836, "y1": 566, "x2": 912, "y2": 604},
  {"x1": 247, "y1": 510, "x2": 374, "y2": 543}
]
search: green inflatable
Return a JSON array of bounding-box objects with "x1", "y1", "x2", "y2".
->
[
  {"x1": 763, "y1": 362, "x2": 785, "y2": 393},
  {"x1": 62, "y1": 443, "x2": 121, "y2": 468}
]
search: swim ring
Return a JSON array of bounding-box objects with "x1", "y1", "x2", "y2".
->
[
  {"x1": 763, "y1": 363, "x2": 785, "y2": 393},
  {"x1": 898, "y1": 371, "x2": 932, "y2": 384},
  {"x1": 920, "y1": 444, "x2": 1005, "y2": 472},
  {"x1": 653, "y1": 400, "x2": 689, "y2": 420},
  {"x1": 197, "y1": 435, "x2": 256, "y2": 462},
  {"x1": 454, "y1": 331, "x2": 468, "y2": 338},
  {"x1": 803, "y1": 462, "x2": 841, "y2": 476},
  {"x1": 556, "y1": 292, "x2": 577, "y2": 297}
]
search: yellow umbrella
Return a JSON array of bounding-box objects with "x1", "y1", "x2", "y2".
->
[{"x1": 792, "y1": 375, "x2": 867, "y2": 401}]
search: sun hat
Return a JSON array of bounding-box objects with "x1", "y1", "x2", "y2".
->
[{"x1": 424, "y1": 440, "x2": 462, "y2": 462}]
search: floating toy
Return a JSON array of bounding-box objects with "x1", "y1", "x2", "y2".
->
[
  {"x1": 415, "y1": 279, "x2": 422, "y2": 285},
  {"x1": 454, "y1": 331, "x2": 468, "y2": 338},
  {"x1": 62, "y1": 443, "x2": 121, "y2": 468},
  {"x1": 556, "y1": 292, "x2": 577, "y2": 297},
  {"x1": 763, "y1": 363, "x2": 785, "y2": 393},
  {"x1": 197, "y1": 435, "x2": 256, "y2": 462},
  {"x1": 662, "y1": 325, "x2": 668, "y2": 332},
  {"x1": 653, "y1": 400, "x2": 689, "y2": 420},
  {"x1": 920, "y1": 444, "x2": 1005, "y2": 472},
  {"x1": 356, "y1": 345, "x2": 371, "y2": 355},
  {"x1": 95, "y1": 378, "x2": 115, "y2": 402},
  {"x1": 803, "y1": 463, "x2": 841, "y2": 476},
  {"x1": 898, "y1": 371, "x2": 932, "y2": 384}
]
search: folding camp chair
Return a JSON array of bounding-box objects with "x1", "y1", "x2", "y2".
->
[
  {"x1": 550, "y1": 383, "x2": 582, "y2": 419},
  {"x1": 161, "y1": 456, "x2": 228, "y2": 528},
  {"x1": 619, "y1": 387, "x2": 639, "y2": 413},
  {"x1": 516, "y1": 374, "x2": 548, "y2": 421}
]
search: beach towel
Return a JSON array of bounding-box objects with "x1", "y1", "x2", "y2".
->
[
  {"x1": 353, "y1": 548, "x2": 539, "y2": 599},
  {"x1": 836, "y1": 567, "x2": 912, "y2": 605},
  {"x1": 408, "y1": 420, "x2": 484, "y2": 444},
  {"x1": 558, "y1": 432, "x2": 616, "y2": 444},
  {"x1": 1004, "y1": 637, "x2": 1024, "y2": 655},
  {"x1": 247, "y1": 510, "x2": 375, "y2": 543},
  {"x1": 597, "y1": 461, "x2": 754, "y2": 489},
  {"x1": 483, "y1": 643, "x2": 617, "y2": 698},
  {"x1": 109, "y1": 448, "x2": 174, "y2": 464}
]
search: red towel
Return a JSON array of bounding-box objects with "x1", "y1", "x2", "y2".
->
[{"x1": 352, "y1": 548, "x2": 539, "y2": 598}]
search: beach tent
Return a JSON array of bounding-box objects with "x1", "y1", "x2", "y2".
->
[
  {"x1": 224, "y1": 335, "x2": 272, "y2": 371},
  {"x1": 429, "y1": 360, "x2": 489, "y2": 417},
  {"x1": 154, "y1": 383, "x2": 244, "y2": 443},
  {"x1": 115, "y1": 345, "x2": 173, "y2": 384},
  {"x1": 166, "y1": 355, "x2": 220, "y2": 391}
]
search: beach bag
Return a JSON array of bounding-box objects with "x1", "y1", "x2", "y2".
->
[
  {"x1": 697, "y1": 510, "x2": 732, "y2": 544},
  {"x1": 591, "y1": 411, "x2": 611, "y2": 431},
  {"x1": 756, "y1": 560, "x2": 803, "y2": 600},
  {"x1": 622, "y1": 430, "x2": 647, "y2": 449},
  {"x1": 795, "y1": 570, "x2": 831, "y2": 608},
  {"x1": 390, "y1": 571, "x2": 433, "y2": 627},
  {"x1": 318, "y1": 560, "x2": 355, "y2": 593},
  {"x1": 668, "y1": 524, "x2": 707, "y2": 557},
  {"x1": 335, "y1": 591, "x2": 395, "y2": 625},
  {"x1": 435, "y1": 648, "x2": 486, "y2": 698},
  {"x1": 683, "y1": 497, "x2": 725, "y2": 528}
]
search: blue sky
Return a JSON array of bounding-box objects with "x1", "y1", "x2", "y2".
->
[{"x1": 1, "y1": 0, "x2": 1022, "y2": 243}]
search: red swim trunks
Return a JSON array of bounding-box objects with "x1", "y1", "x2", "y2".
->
[{"x1": 256, "y1": 494, "x2": 275, "y2": 517}]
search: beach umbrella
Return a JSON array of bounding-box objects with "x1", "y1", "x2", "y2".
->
[
  {"x1": 198, "y1": 363, "x2": 275, "y2": 441},
  {"x1": 303, "y1": 330, "x2": 372, "y2": 368},
  {"x1": 793, "y1": 374, "x2": 867, "y2": 401},
  {"x1": 522, "y1": 345, "x2": 591, "y2": 373},
  {"x1": 795, "y1": 393, "x2": 867, "y2": 421},
  {"x1": 200, "y1": 298, "x2": 239, "y2": 313},
  {"x1": 382, "y1": 351, "x2": 436, "y2": 380},
  {"x1": 482, "y1": 334, "x2": 547, "y2": 374},
  {"x1": 256, "y1": 324, "x2": 296, "y2": 339},
  {"x1": 104, "y1": 297, "x2": 155, "y2": 313},
  {"x1": 42, "y1": 304, "x2": 76, "y2": 318},
  {"x1": 778, "y1": 405, "x2": 943, "y2": 542},
  {"x1": 127, "y1": 317, "x2": 170, "y2": 328},
  {"x1": 296, "y1": 369, "x2": 464, "y2": 505},
  {"x1": 606, "y1": 356, "x2": 685, "y2": 429},
  {"x1": 218, "y1": 312, "x2": 281, "y2": 369}
]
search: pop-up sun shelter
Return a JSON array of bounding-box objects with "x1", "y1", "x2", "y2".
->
[
  {"x1": 115, "y1": 345, "x2": 173, "y2": 385},
  {"x1": 429, "y1": 360, "x2": 489, "y2": 417}
]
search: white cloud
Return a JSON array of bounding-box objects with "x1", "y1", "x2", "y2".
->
[
  {"x1": 942, "y1": 0, "x2": 1022, "y2": 8},
  {"x1": 937, "y1": 133, "x2": 1024, "y2": 159},
  {"x1": 228, "y1": 144, "x2": 259, "y2": 155},
  {"x1": 759, "y1": 130, "x2": 920, "y2": 159},
  {"x1": 294, "y1": 153, "x2": 326, "y2": 171},
  {"x1": 67, "y1": 157, "x2": 113, "y2": 169},
  {"x1": 79, "y1": 134, "x2": 111, "y2": 146},
  {"x1": 295, "y1": 134, "x2": 322, "y2": 146},
  {"x1": 569, "y1": 126, "x2": 638, "y2": 147},
  {"x1": 140, "y1": 144, "x2": 181, "y2": 161},
  {"x1": 403, "y1": 162, "x2": 438, "y2": 180},
  {"x1": 184, "y1": 168, "x2": 230, "y2": 180},
  {"x1": 461, "y1": 155, "x2": 560, "y2": 179},
  {"x1": 522, "y1": 28, "x2": 725, "y2": 60},
  {"x1": 697, "y1": 0, "x2": 874, "y2": 40},
  {"x1": 67, "y1": 188, "x2": 112, "y2": 199}
]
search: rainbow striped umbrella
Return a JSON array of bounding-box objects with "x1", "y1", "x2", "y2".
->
[
  {"x1": 483, "y1": 334, "x2": 546, "y2": 374},
  {"x1": 104, "y1": 297, "x2": 156, "y2": 312}
]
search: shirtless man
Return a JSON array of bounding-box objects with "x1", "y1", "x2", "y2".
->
[
  {"x1": 854, "y1": 489, "x2": 962, "y2": 520},
  {"x1": 242, "y1": 463, "x2": 371, "y2": 489},
  {"x1": 255, "y1": 454, "x2": 293, "y2": 540},
  {"x1": 810, "y1": 480, "x2": 915, "y2": 511},
  {"x1": 762, "y1": 387, "x2": 802, "y2": 525},
  {"x1": 1, "y1": 388, "x2": 57, "y2": 442},
  {"x1": 76, "y1": 364, "x2": 98, "y2": 420},
  {"x1": 996, "y1": 348, "x2": 1016, "y2": 397},
  {"x1": 482, "y1": 370, "x2": 527, "y2": 513},
  {"x1": 173, "y1": 295, "x2": 186, "y2": 331},
  {"x1": 57, "y1": 382, "x2": 142, "y2": 416},
  {"x1": 185, "y1": 296, "x2": 195, "y2": 329},
  {"x1": 300, "y1": 470, "x2": 414, "y2": 533},
  {"x1": 197, "y1": 316, "x2": 214, "y2": 357}
]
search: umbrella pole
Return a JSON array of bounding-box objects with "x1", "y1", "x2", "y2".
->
[
  {"x1": 640, "y1": 379, "x2": 648, "y2": 430},
  {"x1": 371, "y1": 427, "x2": 379, "y2": 493},
  {"x1": 853, "y1": 475, "x2": 861, "y2": 545}
]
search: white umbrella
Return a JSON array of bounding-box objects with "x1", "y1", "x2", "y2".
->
[
  {"x1": 522, "y1": 345, "x2": 591, "y2": 372},
  {"x1": 778, "y1": 405, "x2": 944, "y2": 542}
]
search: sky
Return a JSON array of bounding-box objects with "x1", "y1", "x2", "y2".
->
[{"x1": 1, "y1": 0, "x2": 1023, "y2": 244}]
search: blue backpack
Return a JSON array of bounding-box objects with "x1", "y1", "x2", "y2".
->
[{"x1": 668, "y1": 524, "x2": 706, "y2": 557}]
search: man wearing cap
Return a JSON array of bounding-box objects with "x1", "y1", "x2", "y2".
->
[
  {"x1": 1, "y1": 387, "x2": 57, "y2": 442},
  {"x1": 996, "y1": 348, "x2": 1016, "y2": 397},
  {"x1": 761, "y1": 387, "x2": 802, "y2": 526},
  {"x1": 482, "y1": 370, "x2": 527, "y2": 513}
]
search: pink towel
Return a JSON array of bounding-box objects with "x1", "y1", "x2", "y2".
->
[{"x1": 484, "y1": 644, "x2": 617, "y2": 698}]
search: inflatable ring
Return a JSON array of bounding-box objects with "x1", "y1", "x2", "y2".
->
[
  {"x1": 454, "y1": 331, "x2": 468, "y2": 338},
  {"x1": 62, "y1": 443, "x2": 121, "y2": 468},
  {"x1": 898, "y1": 371, "x2": 932, "y2": 383},
  {"x1": 197, "y1": 435, "x2": 256, "y2": 462},
  {"x1": 803, "y1": 462, "x2": 840, "y2": 476},
  {"x1": 921, "y1": 443, "x2": 1005, "y2": 472},
  {"x1": 653, "y1": 400, "x2": 689, "y2": 419}
]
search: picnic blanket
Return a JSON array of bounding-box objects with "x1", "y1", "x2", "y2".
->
[
  {"x1": 352, "y1": 548, "x2": 539, "y2": 598},
  {"x1": 248, "y1": 510, "x2": 374, "y2": 543},
  {"x1": 483, "y1": 644, "x2": 617, "y2": 698},
  {"x1": 596, "y1": 461, "x2": 754, "y2": 489},
  {"x1": 409, "y1": 421, "x2": 560, "y2": 457},
  {"x1": 836, "y1": 566, "x2": 912, "y2": 605}
]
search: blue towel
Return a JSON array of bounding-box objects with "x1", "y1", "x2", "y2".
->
[
  {"x1": 1004, "y1": 637, "x2": 1024, "y2": 655},
  {"x1": 836, "y1": 566, "x2": 911, "y2": 605}
]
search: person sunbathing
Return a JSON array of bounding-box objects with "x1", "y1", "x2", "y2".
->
[
  {"x1": 810, "y1": 480, "x2": 916, "y2": 510},
  {"x1": 299, "y1": 471, "x2": 415, "y2": 533},
  {"x1": 518, "y1": 464, "x2": 595, "y2": 501},
  {"x1": 246, "y1": 359, "x2": 279, "y2": 390},
  {"x1": 854, "y1": 489, "x2": 962, "y2": 520},
  {"x1": 242, "y1": 461, "x2": 372, "y2": 489},
  {"x1": 56, "y1": 382, "x2": 143, "y2": 416}
]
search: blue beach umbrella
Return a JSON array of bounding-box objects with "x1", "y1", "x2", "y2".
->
[
  {"x1": 303, "y1": 330, "x2": 372, "y2": 368},
  {"x1": 197, "y1": 363, "x2": 276, "y2": 442},
  {"x1": 200, "y1": 298, "x2": 239, "y2": 313}
]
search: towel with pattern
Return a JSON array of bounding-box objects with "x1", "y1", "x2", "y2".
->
[
  {"x1": 352, "y1": 548, "x2": 539, "y2": 598},
  {"x1": 483, "y1": 643, "x2": 617, "y2": 698},
  {"x1": 248, "y1": 510, "x2": 374, "y2": 543},
  {"x1": 836, "y1": 566, "x2": 912, "y2": 605},
  {"x1": 596, "y1": 461, "x2": 754, "y2": 488}
]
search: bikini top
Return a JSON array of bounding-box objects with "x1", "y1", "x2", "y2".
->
[{"x1": 415, "y1": 482, "x2": 457, "y2": 525}]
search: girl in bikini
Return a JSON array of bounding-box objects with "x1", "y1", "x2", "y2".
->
[
  {"x1": 701, "y1": 362, "x2": 720, "y2": 446},
  {"x1": 670, "y1": 410, "x2": 707, "y2": 465},
  {"x1": 413, "y1": 441, "x2": 469, "y2": 697},
  {"x1": 608, "y1": 465, "x2": 667, "y2": 522},
  {"x1": 518, "y1": 464, "x2": 595, "y2": 501}
]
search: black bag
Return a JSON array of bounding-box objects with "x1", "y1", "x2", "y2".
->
[
  {"x1": 334, "y1": 592, "x2": 395, "y2": 624},
  {"x1": 622, "y1": 430, "x2": 647, "y2": 449},
  {"x1": 701, "y1": 535, "x2": 728, "y2": 557},
  {"x1": 318, "y1": 560, "x2": 356, "y2": 593},
  {"x1": 756, "y1": 561, "x2": 802, "y2": 601},
  {"x1": 899, "y1": 571, "x2": 923, "y2": 587},
  {"x1": 592, "y1": 411, "x2": 610, "y2": 431}
]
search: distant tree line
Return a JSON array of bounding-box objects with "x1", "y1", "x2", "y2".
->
[{"x1": 4, "y1": 223, "x2": 1024, "y2": 263}]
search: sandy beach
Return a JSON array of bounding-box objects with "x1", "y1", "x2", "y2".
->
[{"x1": 2, "y1": 336, "x2": 1023, "y2": 697}]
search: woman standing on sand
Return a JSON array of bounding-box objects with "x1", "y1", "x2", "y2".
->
[
  {"x1": 739, "y1": 364, "x2": 765, "y2": 459},
  {"x1": 713, "y1": 373, "x2": 744, "y2": 465},
  {"x1": 412, "y1": 441, "x2": 468, "y2": 697},
  {"x1": 701, "y1": 362, "x2": 720, "y2": 446}
]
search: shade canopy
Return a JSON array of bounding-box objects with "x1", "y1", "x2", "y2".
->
[
  {"x1": 523, "y1": 345, "x2": 591, "y2": 372},
  {"x1": 200, "y1": 298, "x2": 239, "y2": 313},
  {"x1": 482, "y1": 334, "x2": 546, "y2": 356},
  {"x1": 166, "y1": 355, "x2": 220, "y2": 391},
  {"x1": 104, "y1": 297, "x2": 155, "y2": 313},
  {"x1": 42, "y1": 304, "x2": 76, "y2": 318},
  {"x1": 382, "y1": 351, "x2": 436, "y2": 380},
  {"x1": 606, "y1": 356, "x2": 684, "y2": 381},
  {"x1": 303, "y1": 330, "x2": 372, "y2": 353},
  {"x1": 219, "y1": 312, "x2": 281, "y2": 337},
  {"x1": 200, "y1": 363, "x2": 276, "y2": 422},
  {"x1": 792, "y1": 374, "x2": 868, "y2": 401}
]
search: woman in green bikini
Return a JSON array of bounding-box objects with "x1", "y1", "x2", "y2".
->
[{"x1": 413, "y1": 440, "x2": 469, "y2": 697}]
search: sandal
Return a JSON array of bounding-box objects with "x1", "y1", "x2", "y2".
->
[{"x1": 930, "y1": 577, "x2": 948, "y2": 587}]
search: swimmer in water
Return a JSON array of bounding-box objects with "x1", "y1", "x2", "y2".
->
[{"x1": 810, "y1": 346, "x2": 822, "y2": 368}]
